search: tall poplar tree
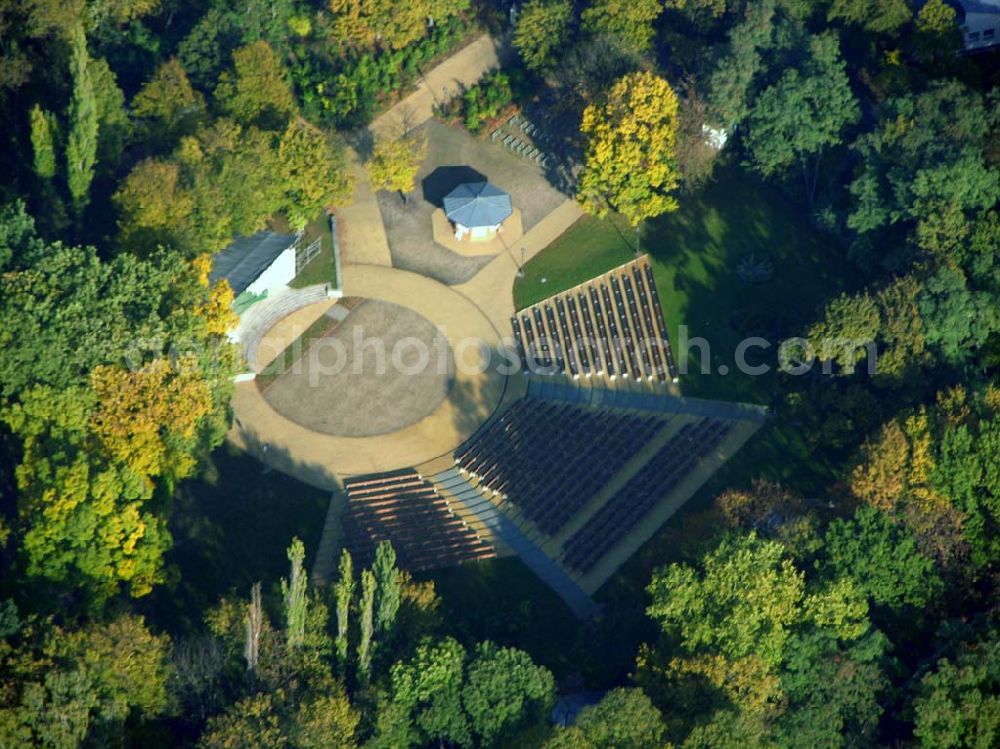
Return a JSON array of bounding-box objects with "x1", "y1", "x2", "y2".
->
[
  {"x1": 65, "y1": 26, "x2": 98, "y2": 217},
  {"x1": 281, "y1": 537, "x2": 308, "y2": 649},
  {"x1": 334, "y1": 548, "x2": 354, "y2": 667},
  {"x1": 357, "y1": 569, "x2": 376, "y2": 683},
  {"x1": 29, "y1": 105, "x2": 57, "y2": 180},
  {"x1": 372, "y1": 541, "x2": 401, "y2": 636},
  {"x1": 244, "y1": 582, "x2": 263, "y2": 688}
]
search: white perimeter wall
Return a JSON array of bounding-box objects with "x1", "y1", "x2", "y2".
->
[{"x1": 245, "y1": 246, "x2": 296, "y2": 296}]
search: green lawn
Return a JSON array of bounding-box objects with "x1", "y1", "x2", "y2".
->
[
  {"x1": 142, "y1": 443, "x2": 330, "y2": 634},
  {"x1": 514, "y1": 164, "x2": 856, "y2": 403},
  {"x1": 289, "y1": 212, "x2": 338, "y2": 289},
  {"x1": 513, "y1": 215, "x2": 636, "y2": 310}
]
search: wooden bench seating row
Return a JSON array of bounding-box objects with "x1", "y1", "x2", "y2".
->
[
  {"x1": 341, "y1": 470, "x2": 495, "y2": 572},
  {"x1": 455, "y1": 398, "x2": 665, "y2": 536},
  {"x1": 511, "y1": 257, "x2": 678, "y2": 382}
]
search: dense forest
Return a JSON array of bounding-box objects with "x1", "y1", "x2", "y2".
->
[{"x1": 1, "y1": 0, "x2": 999, "y2": 747}]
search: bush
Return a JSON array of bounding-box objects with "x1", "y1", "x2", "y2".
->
[
  {"x1": 290, "y1": 16, "x2": 470, "y2": 129},
  {"x1": 457, "y1": 71, "x2": 513, "y2": 134}
]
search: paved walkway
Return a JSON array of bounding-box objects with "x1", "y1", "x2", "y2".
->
[
  {"x1": 454, "y1": 199, "x2": 584, "y2": 332},
  {"x1": 337, "y1": 34, "x2": 505, "y2": 274},
  {"x1": 336, "y1": 152, "x2": 394, "y2": 267},
  {"x1": 370, "y1": 34, "x2": 502, "y2": 139}
]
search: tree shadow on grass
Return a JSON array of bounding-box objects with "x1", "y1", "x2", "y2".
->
[
  {"x1": 639, "y1": 164, "x2": 854, "y2": 403},
  {"x1": 140, "y1": 439, "x2": 333, "y2": 635}
]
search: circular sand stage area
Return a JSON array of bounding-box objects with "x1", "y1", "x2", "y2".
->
[{"x1": 259, "y1": 299, "x2": 455, "y2": 437}]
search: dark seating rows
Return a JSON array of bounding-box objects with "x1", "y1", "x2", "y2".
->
[
  {"x1": 454, "y1": 398, "x2": 665, "y2": 536},
  {"x1": 342, "y1": 469, "x2": 495, "y2": 571},
  {"x1": 562, "y1": 418, "x2": 734, "y2": 573},
  {"x1": 511, "y1": 257, "x2": 678, "y2": 382}
]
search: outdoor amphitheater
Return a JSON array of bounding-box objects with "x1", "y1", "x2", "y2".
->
[{"x1": 225, "y1": 97, "x2": 765, "y2": 618}]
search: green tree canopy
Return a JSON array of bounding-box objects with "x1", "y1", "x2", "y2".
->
[
  {"x1": 848, "y1": 82, "x2": 1000, "y2": 260},
  {"x1": 581, "y1": 0, "x2": 662, "y2": 53},
  {"x1": 382, "y1": 637, "x2": 555, "y2": 748},
  {"x1": 461, "y1": 642, "x2": 555, "y2": 747},
  {"x1": 640, "y1": 533, "x2": 887, "y2": 748},
  {"x1": 214, "y1": 40, "x2": 295, "y2": 130},
  {"x1": 744, "y1": 32, "x2": 859, "y2": 201},
  {"x1": 0, "y1": 203, "x2": 236, "y2": 603},
  {"x1": 544, "y1": 688, "x2": 669, "y2": 749},
  {"x1": 826, "y1": 0, "x2": 910, "y2": 34},
  {"x1": 131, "y1": 58, "x2": 206, "y2": 147},
  {"x1": 514, "y1": 0, "x2": 574, "y2": 72},
  {"x1": 822, "y1": 505, "x2": 944, "y2": 616},
  {"x1": 912, "y1": 634, "x2": 1000, "y2": 749}
]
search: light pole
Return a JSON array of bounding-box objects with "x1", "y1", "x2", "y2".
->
[
  {"x1": 635, "y1": 224, "x2": 641, "y2": 257},
  {"x1": 516, "y1": 246, "x2": 525, "y2": 278}
]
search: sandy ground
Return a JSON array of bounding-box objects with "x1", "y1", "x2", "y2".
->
[{"x1": 261, "y1": 300, "x2": 455, "y2": 437}]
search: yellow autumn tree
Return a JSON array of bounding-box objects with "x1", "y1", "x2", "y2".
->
[
  {"x1": 328, "y1": 0, "x2": 469, "y2": 51},
  {"x1": 366, "y1": 134, "x2": 427, "y2": 201},
  {"x1": 578, "y1": 70, "x2": 681, "y2": 226},
  {"x1": 3, "y1": 385, "x2": 173, "y2": 602},
  {"x1": 90, "y1": 357, "x2": 213, "y2": 488},
  {"x1": 191, "y1": 253, "x2": 238, "y2": 335},
  {"x1": 849, "y1": 408, "x2": 968, "y2": 567}
]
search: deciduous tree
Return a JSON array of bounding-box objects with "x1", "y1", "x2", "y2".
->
[
  {"x1": 198, "y1": 693, "x2": 287, "y2": 749},
  {"x1": 132, "y1": 58, "x2": 205, "y2": 146},
  {"x1": 113, "y1": 158, "x2": 194, "y2": 253},
  {"x1": 544, "y1": 688, "x2": 669, "y2": 749},
  {"x1": 827, "y1": 0, "x2": 910, "y2": 34},
  {"x1": 328, "y1": 0, "x2": 469, "y2": 52},
  {"x1": 823, "y1": 505, "x2": 943, "y2": 616},
  {"x1": 640, "y1": 533, "x2": 887, "y2": 747},
  {"x1": 581, "y1": 0, "x2": 661, "y2": 53},
  {"x1": 848, "y1": 82, "x2": 1000, "y2": 261},
  {"x1": 514, "y1": 0, "x2": 573, "y2": 73},
  {"x1": 808, "y1": 290, "x2": 880, "y2": 372},
  {"x1": 366, "y1": 133, "x2": 426, "y2": 203},
  {"x1": 278, "y1": 118, "x2": 353, "y2": 228},
  {"x1": 0, "y1": 204, "x2": 237, "y2": 603},
  {"x1": 462, "y1": 642, "x2": 554, "y2": 746},
  {"x1": 214, "y1": 41, "x2": 295, "y2": 130},
  {"x1": 578, "y1": 71, "x2": 681, "y2": 226},
  {"x1": 744, "y1": 32, "x2": 859, "y2": 202},
  {"x1": 388, "y1": 637, "x2": 469, "y2": 747},
  {"x1": 290, "y1": 690, "x2": 360, "y2": 749},
  {"x1": 912, "y1": 634, "x2": 1000, "y2": 749}
]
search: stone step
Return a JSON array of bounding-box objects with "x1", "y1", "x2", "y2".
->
[{"x1": 238, "y1": 285, "x2": 331, "y2": 369}]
